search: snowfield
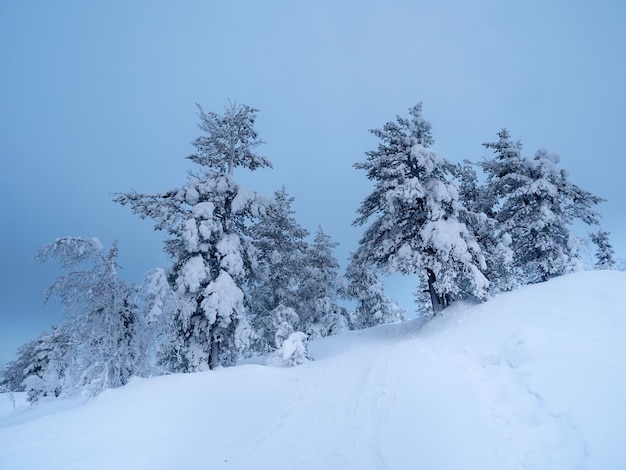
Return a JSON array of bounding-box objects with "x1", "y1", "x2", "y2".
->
[{"x1": 1, "y1": 270, "x2": 625, "y2": 469}]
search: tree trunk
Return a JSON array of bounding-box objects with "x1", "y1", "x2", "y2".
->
[
  {"x1": 426, "y1": 268, "x2": 444, "y2": 316},
  {"x1": 228, "y1": 138, "x2": 235, "y2": 176},
  {"x1": 208, "y1": 332, "x2": 220, "y2": 370}
]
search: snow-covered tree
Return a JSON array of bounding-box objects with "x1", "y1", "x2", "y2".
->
[
  {"x1": 267, "y1": 332, "x2": 312, "y2": 367},
  {"x1": 590, "y1": 230, "x2": 615, "y2": 270},
  {"x1": 133, "y1": 267, "x2": 182, "y2": 376},
  {"x1": 36, "y1": 237, "x2": 140, "y2": 398},
  {"x1": 345, "y1": 249, "x2": 404, "y2": 328},
  {"x1": 454, "y1": 159, "x2": 492, "y2": 216},
  {"x1": 298, "y1": 227, "x2": 348, "y2": 337},
  {"x1": 1, "y1": 329, "x2": 70, "y2": 399},
  {"x1": 20, "y1": 326, "x2": 71, "y2": 402},
  {"x1": 259, "y1": 305, "x2": 301, "y2": 354},
  {"x1": 354, "y1": 103, "x2": 488, "y2": 314},
  {"x1": 481, "y1": 130, "x2": 603, "y2": 283},
  {"x1": 1, "y1": 336, "x2": 42, "y2": 393},
  {"x1": 114, "y1": 102, "x2": 272, "y2": 371},
  {"x1": 453, "y1": 160, "x2": 516, "y2": 294},
  {"x1": 248, "y1": 186, "x2": 309, "y2": 353}
]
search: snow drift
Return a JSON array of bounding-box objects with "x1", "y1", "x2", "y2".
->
[{"x1": 1, "y1": 270, "x2": 625, "y2": 469}]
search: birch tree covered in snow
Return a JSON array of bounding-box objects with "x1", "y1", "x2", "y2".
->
[
  {"x1": 35, "y1": 237, "x2": 140, "y2": 398},
  {"x1": 354, "y1": 103, "x2": 489, "y2": 314},
  {"x1": 133, "y1": 267, "x2": 182, "y2": 375},
  {"x1": 114, "y1": 103, "x2": 272, "y2": 371}
]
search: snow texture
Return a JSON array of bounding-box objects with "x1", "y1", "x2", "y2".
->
[
  {"x1": 177, "y1": 255, "x2": 207, "y2": 294},
  {"x1": 201, "y1": 271, "x2": 244, "y2": 325},
  {"x1": 2, "y1": 270, "x2": 625, "y2": 469}
]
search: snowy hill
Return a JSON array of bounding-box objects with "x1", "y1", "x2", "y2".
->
[{"x1": 1, "y1": 271, "x2": 625, "y2": 469}]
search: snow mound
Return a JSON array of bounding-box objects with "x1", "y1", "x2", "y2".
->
[{"x1": 1, "y1": 271, "x2": 625, "y2": 469}]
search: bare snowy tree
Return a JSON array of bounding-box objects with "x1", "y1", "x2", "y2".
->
[{"x1": 35, "y1": 237, "x2": 140, "y2": 399}]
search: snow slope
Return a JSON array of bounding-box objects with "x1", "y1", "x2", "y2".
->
[{"x1": 1, "y1": 271, "x2": 625, "y2": 469}]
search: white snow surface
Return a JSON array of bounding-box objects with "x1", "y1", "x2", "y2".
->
[{"x1": 1, "y1": 270, "x2": 625, "y2": 469}]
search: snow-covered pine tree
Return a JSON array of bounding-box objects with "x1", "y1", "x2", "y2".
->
[
  {"x1": 248, "y1": 186, "x2": 310, "y2": 353},
  {"x1": 36, "y1": 237, "x2": 140, "y2": 398},
  {"x1": 354, "y1": 103, "x2": 488, "y2": 315},
  {"x1": 481, "y1": 130, "x2": 603, "y2": 283},
  {"x1": 20, "y1": 326, "x2": 71, "y2": 402},
  {"x1": 298, "y1": 227, "x2": 349, "y2": 337},
  {"x1": 345, "y1": 249, "x2": 404, "y2": 328},
  {"x1": 1, "y1": 335, "x2": 42, "y2": 393},
  {"x1": 453, "y1": 160, "x2": 516, "y2": 294},
  {"x1": 267, "y1": 331, "x2": 312, "y2": 367},
  {"x1": 114, "y1": 102, "x2": 272, "y2": 371},
  {"x1": 590, "y1": 230, "x2": 616, "y2": 270}
]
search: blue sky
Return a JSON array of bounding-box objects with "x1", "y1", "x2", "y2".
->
[{"x1": 1, "y1": 0, "x2": 625, "y2": 367}]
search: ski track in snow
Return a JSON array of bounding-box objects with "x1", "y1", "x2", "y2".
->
[
  {"x1": 237, "y1": 334, "x2": 398, "y2": 470},
  {"x1": 379, "y1": 336, "x2": 586, "y2": 470},
  {"x1": 1, "y1": 271, "x2": 626, "y2": 469},
  {"x1": 501, "y1": 330, "x2": 590, "y2": 468}
]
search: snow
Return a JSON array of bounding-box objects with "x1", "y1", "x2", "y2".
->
[
  {"x1": 90, "y1": 237, "x2": 104, "y2": 252},
  {"x1": 231, "y1": 186, "x2": 255, "y2": 213},
  {"x1": 200, "y1": 270, "x2": 244, "y2": 324},
  {"x1": 2, "y1": 270, "x2": 625, "y2": 469},
  {"x1": 182, "y1": 218, "x2": 199, "y2": 251},
  {"x1": 192, "y1": 201, "x2": 214, "y2": 219},
  {"x1": 142, "y1": 268, "x2": 174, "y2": 322},
  {"x1": 422, "y1": 218, "x2": 472, "y2": 260},
  {"x1": 0, "y1": 393, "x2": 26, "y2": 422},
  {"x1": 216, "y1": 233, "x2": 245, "y2": 277},
  {"x1": 176, "y1": 255, "x2": 207, "y2": 293},
  {"x1": 267, "y1": 331, "x2": 311, "y2": 367},
  {"x1": 184, "y1": 183, "x2": 200, "y2": 206}
]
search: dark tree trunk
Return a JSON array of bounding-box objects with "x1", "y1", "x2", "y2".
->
[
  {"x1": 208, "y1": 332, "x2": 221, "y2": 370},
  {"x1": 426, "y1": 268, "x2": 445, "y2": 316}
]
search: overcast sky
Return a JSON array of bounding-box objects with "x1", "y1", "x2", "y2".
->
[{"x1": 1, "y1": 0, "x2": 625, "y2": 367}]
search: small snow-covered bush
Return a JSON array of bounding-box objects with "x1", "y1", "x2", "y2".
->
[{"x1": 267, "y1": 332, "x2": 312, "y2": 367}]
